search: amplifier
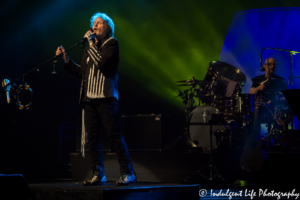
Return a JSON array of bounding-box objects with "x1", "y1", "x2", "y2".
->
[{"x1": 121, "y1": 114, "x2": 162, "y2": 151}]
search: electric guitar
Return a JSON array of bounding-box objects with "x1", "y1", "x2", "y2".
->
[{"x1": 240, "y1": 95, "x2": 267, "y2": 172}]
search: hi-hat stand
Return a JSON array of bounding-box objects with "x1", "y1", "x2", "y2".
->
[{"x1": 176, "y1": 78, "x2": 199, "y2": 148}]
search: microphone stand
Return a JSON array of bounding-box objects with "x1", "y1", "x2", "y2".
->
[
  {"x1": 260, "y1": 47, "x2": 299, "y2": 89},
  {"x1": 6, "y1": 41, "x2": 85, "y2": 88},
  {"x1": 4, "y1": 40, "x2": 85, "y2": 174}
]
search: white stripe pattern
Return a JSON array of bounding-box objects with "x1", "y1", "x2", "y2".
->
[
  {"x1": 86, "y1": 64, "x2": 105, "y2": 99},
  {"x1": 86, "y1": 37, "x2": 113, "y2": 67},
  {"x1": 91, "y1": 46, "x2": 101, "y2": 58},
  {"x1": 87, "y1": 48, "x2": 100, "y2": 66}
]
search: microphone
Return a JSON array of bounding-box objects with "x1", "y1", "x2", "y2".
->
[
  {"x1": 260, "y1": 48, "x2": 266, "y2": 71},
  {"x1": 2, "y1": 79, "x2": 11, "y2": 104},
  {"x1": 260, "y1": 56, "x2": 265, "y2": 71},
  {"x1": 80, "y1": 29, "x2": 93, "y2": 49}
]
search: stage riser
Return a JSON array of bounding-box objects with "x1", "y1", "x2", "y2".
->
[
  {"x1": 31, "y1": 187, "x2": 199, "y2": 200},
  {"x1": 71, "y1": 151, "x2": 300, "y2": 187},
  {"x1": 71, "y1": 152, "x2": 216, "y2": 183},
  {"x1": 31, "y1": 189, "x2": 102, "y2": 200},
  {"x1": 70, "y1": 151, "x2": 246, "y2": 183}
]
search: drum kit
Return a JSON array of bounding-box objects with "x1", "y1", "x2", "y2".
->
[{"x1": 177, "y1": 60, "x2": 291, "y2": 152}]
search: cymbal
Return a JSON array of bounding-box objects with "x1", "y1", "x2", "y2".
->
[
  {"x1": 209, "y1": 60, "x2": 246, "y2": 82},
  {"x1": 263, "y1": 79, "x2": 288, "y2": 90},
  {"x1": 252, "y1": 76, "x2": 286, "y2": 82},
  {"x1": 177, "y1": 79, "x2": 204, "y2": 83},
  {"x1": 177, "y1": 83, "x2": 197, "y2": 86},
  {"x1": 252, "y1": 77, "x2": 287, "y2": 90},
  {"x1": 177, "y1": 82, "x2": 205, "y2": 86}
]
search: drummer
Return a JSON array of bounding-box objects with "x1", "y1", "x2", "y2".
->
[
  {"x1": 249, "y1": 57, "x2": 290, "y2": 146},
  {"x1": 249, "y1": 57, "x2": 288, "y2": 103}
]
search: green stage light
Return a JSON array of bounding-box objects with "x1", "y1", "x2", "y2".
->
[{"x1": 114, "y1": 2, "x2": 225, "y2": 109}]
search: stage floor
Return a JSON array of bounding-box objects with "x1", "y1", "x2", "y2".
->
[
  {"x1": 29, "y1": 181, "x2": 200, "y2": 200},
  {"x1": 29, "y1": 182, "x2": 300, "y2": 200}
]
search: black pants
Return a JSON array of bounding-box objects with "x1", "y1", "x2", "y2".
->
[{"x1": 84, "y1": 99, "x2": 133, "y2": 174}]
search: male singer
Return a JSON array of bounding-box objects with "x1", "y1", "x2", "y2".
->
[{"x1": 55, "y1": 12, "x2": 135, "y2": 186}]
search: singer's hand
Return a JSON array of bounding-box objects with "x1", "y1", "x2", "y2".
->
[
  {"x1": 84, "y1": 30, "x2": 93, "y2": 36},
  {"x1": 84, "y1": 30, "x2": 96, "y2": 46},
  {"x1": 56, "y1": 45, "x2": 69, "y2": 63}
]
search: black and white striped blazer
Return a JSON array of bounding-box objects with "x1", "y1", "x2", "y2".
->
[{"x1": 64, "y1": 37, "x2": 119, "y2": 103}]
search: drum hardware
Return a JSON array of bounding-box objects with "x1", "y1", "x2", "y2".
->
[
  {"x1": 188, "y1": 105, "x2": 224, "y2": 150},
  {"x1": 184, "y1": 114, "x2": 226, "y2": 182},
  {"x1": 177, "y1": 77, "x2": 205, "y2": 87},
  {"x1": 261, "y1": 123, "x2": 280, "y2": 147},
  {"x1": 261, "y1": 102, "x2": 292, "y2": 149},
  {"x1": 213, "y1": 128, "x2": 232, "y2": 149},
  {"x1": 176, "y1": 77, "x2": 203, "y2": 148},
  {"x1": 187, "y1": 104, "x2": 243, "y2": 152},
  {"x1": 210, "y1": 98, "x2": 234, "y2": 114},
  {"x1": 177, "y1": 83, "x2": 202, "y2": 86},
  {"x1": 232, "y1": 94, "x2": 255, "y2": 116},
  {"x1": 177, "y1": 61, "x2": 249, "y2": 153},
  {"x1": 214, "y1": 129, "x2": 223, "y2": 147}
]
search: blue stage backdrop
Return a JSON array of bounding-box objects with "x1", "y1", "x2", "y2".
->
[
  {"x1": 220, "y1": 7, "x2": 300, "y2": 92},
  {"x1": 219, "y1": 7, "x2": 300, "y2": 128}
]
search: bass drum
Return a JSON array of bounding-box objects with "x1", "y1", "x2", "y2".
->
[{"x1": 189, "y1": 105, "x2": 225, "y2": 151}]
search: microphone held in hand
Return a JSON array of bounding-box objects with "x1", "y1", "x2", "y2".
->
[{"x1": 80, "y1": 29, "x2": 94, "y2": 49}]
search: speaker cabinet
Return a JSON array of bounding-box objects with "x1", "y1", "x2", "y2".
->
[
  {"x1": 121, "y1": 114, "x2": 162, "y2": 151},
  {"x1": 0, "y1": 174, "x2": 35, "y2": 200}
]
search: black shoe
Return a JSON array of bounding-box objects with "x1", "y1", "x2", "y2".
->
[
  {"x1": 83, "y1": 175, "x2": 107, "y2": 186},
  {"x1": 115, "y1": 174, "x2": 136, "y2": 186}
]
